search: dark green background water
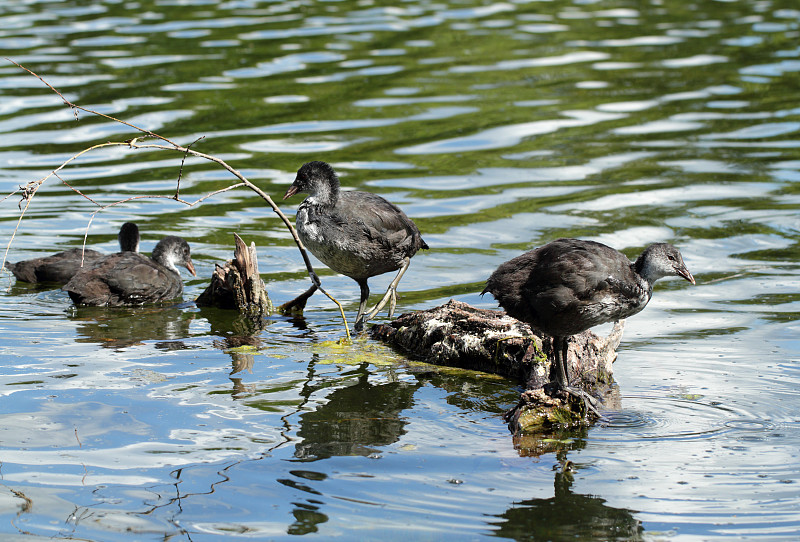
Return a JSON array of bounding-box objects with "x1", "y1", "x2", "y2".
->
[{"x1": 1, "y1": 0, "x2": 799, "y2": 539}]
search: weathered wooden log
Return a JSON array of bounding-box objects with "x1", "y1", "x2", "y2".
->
[
  {"x1": 196, "y1": 233, "x2": 273, "y2": 316},
  {"x1": 369, "y1": 299, "x2": 624, "y2": 431}
]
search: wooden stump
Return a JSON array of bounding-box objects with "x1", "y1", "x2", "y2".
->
[
  {"x1": 369, "y1": 299, "x2": 624, "y2": 431},
  {"x1": 196, "y1": 233, "x2": 273, "y2": 317}
]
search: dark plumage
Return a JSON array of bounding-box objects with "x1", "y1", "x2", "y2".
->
[
  {"x1": 118, "y1": 222, "x2": 140, "y2": 253},
  {"x1": 63, "y1": 235, "x2": 196, "y2": 306},
  {"x1": 283, "y1": 161, "x2": 428, "y2": 330},
  {"x1": 5, "y1": 222, "x2": 140, "y2": 285},
  {"x1": 482, "y1": 238, "x2": 695, "y2": 411}
]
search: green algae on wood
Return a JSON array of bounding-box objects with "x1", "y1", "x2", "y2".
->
[{"x1": 369, "y1": 299, "x2": 625, "y2": 431}]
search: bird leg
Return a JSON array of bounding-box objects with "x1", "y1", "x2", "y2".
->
[
  {"x1": 553, "y1": 336, "x2": 571, "y2": 389},
  {"x1": 362, "y1": 256, "x2": 410, "y2": 325},
  {"x1": 354, "y1": 279, "x2": 371, "y2": 332},
  {"x1": 552, "y1": 336, "x2": 604, "y2": 419}
]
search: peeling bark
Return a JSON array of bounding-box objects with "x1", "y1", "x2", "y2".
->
[
  {"x1": 369, "y1": 299, "x2": 624, "y2": 431},
  {"x1": 196, "y1": 234, "x2": 273, "y2": 317}
]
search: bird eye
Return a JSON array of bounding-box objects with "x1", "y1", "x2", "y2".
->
[{"x1": 667, "y1": 254, "x2": 677, "y2": 262}]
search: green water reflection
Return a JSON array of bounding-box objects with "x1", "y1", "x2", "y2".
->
[{"x1": 1, "y1": 0, "x2": 799, "y2": 539}]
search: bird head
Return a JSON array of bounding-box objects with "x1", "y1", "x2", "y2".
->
[
  {"x1": 637, "y1": 243, "x2": 695, "y2": 285},
  {"x1": 153, "y1": 236, "x2": 196, "y2": 276},
  {"x1": 283, "y1": 161, "x2": 340, "y2": 203}
]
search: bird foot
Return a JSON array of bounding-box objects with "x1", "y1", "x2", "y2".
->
[
  {"x1": 362, "y1": 258, "x2": 409, "y2": 325},
  {"x1": 353, "y1": 316, "x2": 365, "y2": 332},
  {"x1": 363, "y1": 285, "x2": 397, "y2": 323},
  {"x1": 388, "y1": 287, "x2": 397, "y2": 317},
  {"x1": 554, "y1": 384, "x2": 605, "y2": 421}
]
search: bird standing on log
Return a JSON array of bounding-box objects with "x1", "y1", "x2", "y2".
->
[{"x1": 482, "y1": 238, "x2": 695, "y2": 415}]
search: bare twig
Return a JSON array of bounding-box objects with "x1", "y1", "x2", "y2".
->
[
  {"x1": 6, "y1": 58, "x2": 179, "y2": 147},
  {"x1": 2, "y1": 141, "x2": 120, "y2": 270},
  {"x1": 56, "y1": 174, "x2": 102, "y2": 207},
  {"x1": 3, "y1": 60, "x2": 352, "y2": 340},
  {"x1": 10, "y1": 488, "x2": 33, "y2": 513},
  {"x1": 175, "y1": 136, "x2": 205, "y2": 199}
]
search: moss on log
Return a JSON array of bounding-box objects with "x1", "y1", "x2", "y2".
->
[{"x1": 369, "y1": 299, "x2": 624, "y2": 431}]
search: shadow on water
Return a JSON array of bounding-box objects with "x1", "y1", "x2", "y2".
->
[
  {"x1": 292, "y1": 362, "x2": 421, "y2": 461},
  {"x1": 68, "y1": 304, "x2": 195, "y2": 349},
  {"x1": 488, "y1": 464, "x2": 644, "y2": 541}
]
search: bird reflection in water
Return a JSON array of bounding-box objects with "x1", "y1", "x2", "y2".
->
[{"x1": 69, "y1": 305, "x2": 195, "y2": 350}]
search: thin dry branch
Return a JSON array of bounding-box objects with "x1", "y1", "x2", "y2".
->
[
  {"x1": 6, "y1": 58, "x2": 179, "y2": 147},
  {"x1": 175, "y1": 136, "x2": 206, "y2": 199},
  {"x1": 2, "y1": 141, "x2": 121, "y2": 268},
  {"x1": 56, "y1": 173, "x2": 102, "y2": 207},
  {"x1": 3, "y1": 60, "x2": 352, "y2": 340}
]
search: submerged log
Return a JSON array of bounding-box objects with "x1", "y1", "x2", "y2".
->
[
  {"x1": 196, "y1": 234, "x2": 273, "y2": 316},
  {"x1": 369, "y1": 299, "x2": 624, "y2": 431}
]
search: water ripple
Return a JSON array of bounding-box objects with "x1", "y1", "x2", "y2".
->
[
  {"x1": 594, "y1": 396, "x2": 753, "y2": 442},
  {"x1": 224, "y1": 52, "x2": 345, "y2": 78},
  {"x1": 1, "y1": 0, "x2": 800, "y2": 539},
  {"x1": 397, "y1": 110, "x2": 624, "y2": 154}
]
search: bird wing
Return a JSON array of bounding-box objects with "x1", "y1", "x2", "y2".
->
[
  {"x1": 531, "y1": 239, "x2": 632, "y2": 297},
  {"x1": 545, "y1": 240, "x2": 649, "y2": 325},
  {"x1": 338, "y1": 191, "x2": 426, "y2": 255},
  {"x1": 65, "y1": 253, "x2": 180, "y2": 305},
  {"x1": 103, "y1": 258, "x2": 179, "y2": 304},
  {"x1": 8, "y1": 248, "x2": 103, "y2": 284}
]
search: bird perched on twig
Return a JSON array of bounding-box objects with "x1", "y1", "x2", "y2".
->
[{"x1": 283, "y1": 161, "x2": 428, "y2": 330}]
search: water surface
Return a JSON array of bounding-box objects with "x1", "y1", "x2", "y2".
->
[{"x1": 1, "y1": 0, "x2": 799, "y2": 540}]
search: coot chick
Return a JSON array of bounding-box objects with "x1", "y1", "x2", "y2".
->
[
  {"x1": 5, "y1": 222, "x2": 141, "y2": 284},
  {"x1": 63, "y1": 235, "x2": 196, "y2": 306},
  {"x1": 118, "y1": 222, "x2": 140, "y2": 253},
  {"x1": 482, "y1": 238, "x2": 695, "y2": 413},
  {"x1": 283, "y1": 161, "x2": 428, "y2": 330}
]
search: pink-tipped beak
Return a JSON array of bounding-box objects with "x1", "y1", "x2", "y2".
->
[
  {"x1": 678, "y1": 266, "x2": 695, "y2": 285},
  {"x1": 283, "y1": 185, "x2": 299, "y2": 200},
  {"x1": 185, "y1": 259, "x2": 197, "y2": 277}
]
